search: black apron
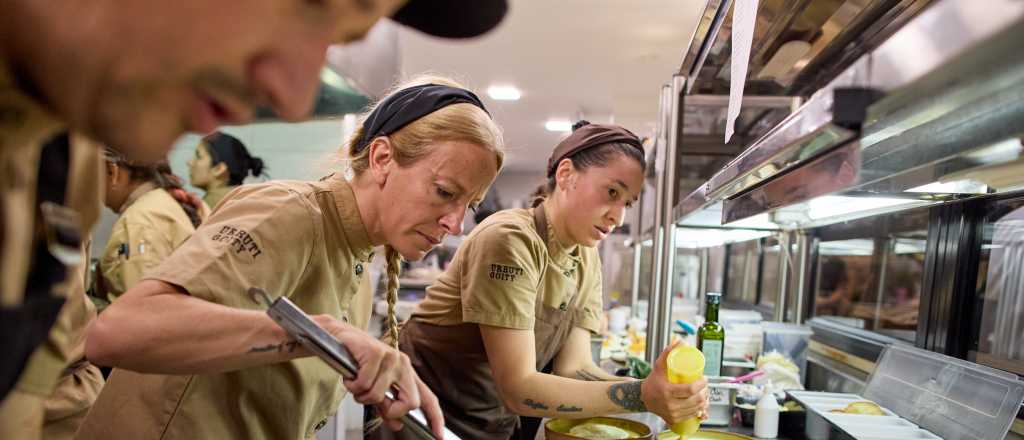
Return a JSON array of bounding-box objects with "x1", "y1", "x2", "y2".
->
[
  {"x1": 0, "y1": 132, "x2": 82, "y2": 399},
  {"x1": 369, "y1": 205, "x2": 587, "y2": 440}
]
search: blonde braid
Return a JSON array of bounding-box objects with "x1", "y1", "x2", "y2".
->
[
  {"x1": 364, "y1": 247, "x2": 403, "y2": 434},
  {"x1": 384, "y1": 246, "x2": 402, "y2": 349}
]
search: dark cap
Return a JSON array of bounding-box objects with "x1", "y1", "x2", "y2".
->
[
  {"x1": 546, "y1": 121, "x2": 644, "y2": 177},
  {"x1": 392, "y1": 0, "x2": 508, "y2": 39}
]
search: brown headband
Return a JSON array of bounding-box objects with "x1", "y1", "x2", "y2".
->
[{"x1": 546, "y1": 122, "x2": 644, "y2": 177}]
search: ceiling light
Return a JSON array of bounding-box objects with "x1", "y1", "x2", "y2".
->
[
  {"x1": 487, "y1": 85, "x2": 521, "y2": 101},
  {"x1": 675, "y1": 228, "x2": 773, "y2": 249},
  {"x1": 807, "y1": 196, "x2": 920, "y2": 221},
  {"x1": 907, "y1": 179, "x2": 988, "y2": 194},
  {"x1": 545, "y1": 120, "x2": 572, "y2": 132},
  {"x1": 319, "y1": 67, "x2": 349, "y2": 90},
  {"x1": 725, "y1": 213, "x2": 777, "y2": 229}
]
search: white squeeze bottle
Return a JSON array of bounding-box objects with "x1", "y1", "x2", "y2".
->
[{"x1": 754, "y1": 383, "x2": 779, "y2": 439}]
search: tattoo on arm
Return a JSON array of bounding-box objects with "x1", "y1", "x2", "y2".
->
[
  {"x1": 557, "y1": 404, "x2": 583, "y2": 412},
  {"x1": 248, "y1": 341, "x2": 299, "y2": 354},
  {"x1": 575, "y1": 369, "x2": 604, "y2": 381},
  {"x1": 607, "y1": 381, "x2": 647, "y2": 412},
  {"x1": 523, "y1": 399, "x2": 549, "y2": 410}
]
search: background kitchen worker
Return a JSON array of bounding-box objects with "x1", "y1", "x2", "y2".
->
[
  {"x1": 188, "y1": 132, "x2": 266, "y2": 210},
  {"x1": 97, "y1": 148, "x2": 208, "y2": 306}
]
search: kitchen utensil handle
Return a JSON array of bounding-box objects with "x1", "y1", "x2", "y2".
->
[{"x1": 252, "y1": 288, "x2": 457, "y2": 440}]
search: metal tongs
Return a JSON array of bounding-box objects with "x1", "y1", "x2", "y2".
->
[{"x1": 250, "y1": 287, "x2": 458, "y2": 440}]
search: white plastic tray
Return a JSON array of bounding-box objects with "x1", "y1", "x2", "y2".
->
[{"x1": 787, "y1": 390, "x2": 940, "y2": 440}]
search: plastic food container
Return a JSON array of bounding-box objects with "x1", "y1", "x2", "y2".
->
[
  {"x1": 789, "y1": 344, "x2": 1024, "y2": 440},
  {"x1": 737, "y1": 401, "x2": 805, "y2": 436},
  {"x1": 865, "y1": 345, "x2": 1024, "y2": 440},
  {"x1": 704, "y1": 378, "x2": 740, "y2": 426},
  {"x1": 788, "y1": 391, "x2": 912, "y2": 440},
  {"x1": 760, "y1": 323, "x2": 812, "y2": 381}
]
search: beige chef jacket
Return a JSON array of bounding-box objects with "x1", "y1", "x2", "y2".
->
[
  {"x1": 0, "y1": 56, "x2": 105, "y2": 440},
  {"x1": 98, "y1": 183, "x2": 200, "y2": 302},
  {"x1": 203, "y1": 184, "x2": 237, "y2": 211},
  {"x1": 412, "y1": 208, "x2": 604, "y2": 333},
  {"x1": 76, "y1": 176, "x2": 376, "y2": 440}
]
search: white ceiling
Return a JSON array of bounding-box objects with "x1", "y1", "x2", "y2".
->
[{"x1": 397, "y1": 1, "x2": 704, "y2": 173}]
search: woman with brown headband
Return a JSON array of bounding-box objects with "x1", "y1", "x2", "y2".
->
[
  {"x1": 76, "y1": 75, "x2": 504, "y2": 440},
  {"x1": 96, "y1": 149, "x2": 208, "y2": 306},
  {"x1": 390, "y1": 121, "x2": 709, "y2": 439}
]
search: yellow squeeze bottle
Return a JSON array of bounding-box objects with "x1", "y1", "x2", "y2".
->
[{"x1": 666, "y1": 345, "x2": 705, "y2": 438}]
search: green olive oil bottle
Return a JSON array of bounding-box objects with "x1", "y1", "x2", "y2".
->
[{"x1": 697, "y1": 292, "x2": 725, "y2": 376}]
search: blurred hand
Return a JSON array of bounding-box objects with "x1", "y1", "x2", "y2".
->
[
  {"x1": 640, "y1": 341, "x2": 710, "y2": 425},
  {"x1": 315, "y1": 315, "x2": 444, "y2": 437},
  {"x1": 374, "y1": 375, "x2": 445, "y2": 437}
]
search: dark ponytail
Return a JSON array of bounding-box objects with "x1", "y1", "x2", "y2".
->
[
  {"x1": 529, "y1": 183, "x2": 548, "y2": 208},
  {"x1": 248, "y1": 156, "x2": 265, "y2": 179},
  {"x1": 202, "y1": 132, "x2": 267, "y2": 185},
  {"x1": 571, "y1": 120, "x2": 591, "y2": 131},
  {"x1": 105, "y1": 149, "x2": 204, "y2": 228}
]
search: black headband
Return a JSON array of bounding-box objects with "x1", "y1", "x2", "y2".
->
[{"x1": 352, "y1": 84, "x2": 489, "y2": 154}]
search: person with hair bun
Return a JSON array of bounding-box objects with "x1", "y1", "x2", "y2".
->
[
  {"x1": 97, "y1": 148, "x2": 209, "y2": 305},
  {"x1": 395, "y1": 121, "x2": 709, "y2": 439},
  {"x1": 76, "y1": 75, "x2": 504, "y2": 440},
  {"x1": 188, "y1": 132, "x2": 267, "y2": 210}
]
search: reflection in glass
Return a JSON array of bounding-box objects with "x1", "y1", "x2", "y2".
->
[
  {"x1": 638, "y1": 243, "x2": 654, "y2": 316},
  {"x1": 602, "y1": 238, "x2": 635, "y2": 308},
  {"x1": 813, "y1": 231, "x2": 927, "y2": 342},
  {"x1": 706, "y1": 246, "x2": 725, "y2": 296},
  {"x1": 673, "y1": 248, "x2": 702, "y2": 300},
  {"x1": 815, "y1": 245, "x2": 872, "y2": 327},
  {"x1": 975, "y1": 199, "x2": 1024, "y2": 372},
  {"x1": 760, "y1": 238, "x2": 781, "y2": 307},
  {"x1": 726, "y1": 241, "x2": 759, "y2": 304}
]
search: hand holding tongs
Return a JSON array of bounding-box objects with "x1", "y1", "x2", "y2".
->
[{"x1": 249, "y1": 287, "x2": 458, "y2": 440}]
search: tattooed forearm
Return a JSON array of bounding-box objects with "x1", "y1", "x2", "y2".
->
[
  {"x1": 575, "y1": 369, "x2": 604, "y2": 381},
  {"x1": 607, "y1": 381, "x2": 647, "y2": 412},
  {"x1": 523, "y1": 399, "x2": 549, "y2": 410},
  {"x1": 248, "y1": 341, "x2": 299, "y2": 354},
  {"x1": 557, "y1": 404, "x2": 583, "y2": 412}
]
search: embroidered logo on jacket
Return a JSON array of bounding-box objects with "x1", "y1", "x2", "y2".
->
[
  {"x1": 489, "y1": 264, "x2": 524, "y2": 282},
  {"x1": 211, "y1": 226, "x2": 262, "y2": 258}
]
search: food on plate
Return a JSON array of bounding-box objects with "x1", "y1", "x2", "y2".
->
[
  {"x1": 830, "y1": 401, "x2": 885, "y2": 415},
  {"x1": 568, "y1": 421, "x2": 641, "y2": 439},
  {"x1": 656, "y1": 431, "x2": 680, "y2": 440},
  {"x1": 782, "y1": 401, "x2": 804, "y2": 412}
]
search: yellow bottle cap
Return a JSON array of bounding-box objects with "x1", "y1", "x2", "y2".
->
[{"x1": 666, "y1": 345, "x2": 705, "y2": 384}]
